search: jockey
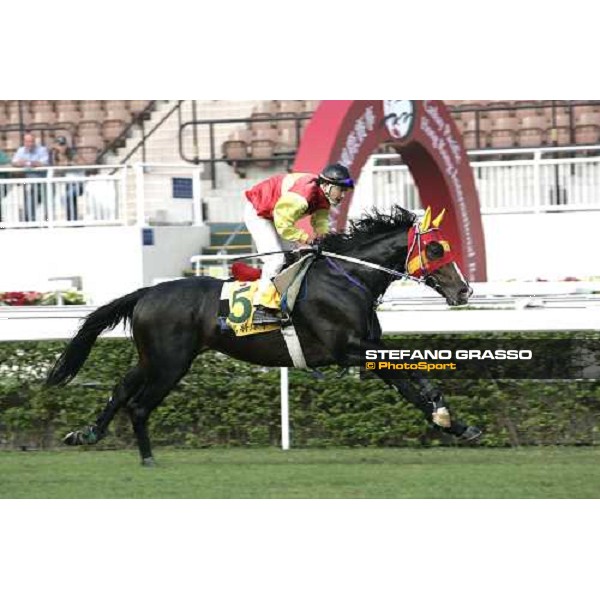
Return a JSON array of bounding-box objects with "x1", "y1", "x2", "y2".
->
[{"x1": 244, "y1": 163, "x2": 354, "y2": 324}]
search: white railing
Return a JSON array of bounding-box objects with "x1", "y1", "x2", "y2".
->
[
  {"x1": 352, "y1": 146, "x2": 600, "y2": 218},
  {"x1": 0, "y1": 164, "x2": 127, "y2": 227},
  {"x1": 189, "y1": 253, "x2": 260, "y2": 279},
  {"x1": 0, "y1": 163, "x2": 203, "y2": 228}
]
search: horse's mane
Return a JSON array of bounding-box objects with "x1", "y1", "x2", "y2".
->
[{"x1": 319, "y1": 205, "x2": 416, "y2": 253}]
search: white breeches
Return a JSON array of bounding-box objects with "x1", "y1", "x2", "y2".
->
[{"x1": 244, "y1": 202, "x2": 292, "y2": 303}]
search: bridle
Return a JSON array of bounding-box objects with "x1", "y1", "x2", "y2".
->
[
  {"x1": 320, "y1": 221, "x2": 472, "y2": 304},
  {"x1": 321, "y1": 222, "x2": 447, "y2": 285},
  {"x1": 229, "y1": 221, "x2": 468, "y2": 295}
]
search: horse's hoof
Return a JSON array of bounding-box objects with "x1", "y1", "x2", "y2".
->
[
  {"x1": 141, "y1": 457, "x2": 156, "y2": 467},
  {"x1": 63, "y1": 431, "x2": 80, "y2": 446},
  {"x1": 460, "y1": 425, "x2": 482, "y2": 442},
  {"x1": 62, "y1": 426, "x2": 98, "y2": 446}
]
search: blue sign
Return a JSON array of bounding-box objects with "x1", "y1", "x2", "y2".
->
[
  {"x1": 172, "y1": 177, "x2": 193, "y2": 199},
  {"x1": 142, "y1": 228, "x2": 155, "y2": 246}
]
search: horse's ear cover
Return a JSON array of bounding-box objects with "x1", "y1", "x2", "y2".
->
[
  {"x1": 420, "y1": 206, "x2": 446, "y2": 232},
  {"x1": 420, "y1": 206, "x2": 432, "y2": 232},
  {"x1": 408, "y1": 206, "x2": 455, "y2": 277},
  {"x1": 432, "y1": 208, "x2": 446, "y2": 228}
]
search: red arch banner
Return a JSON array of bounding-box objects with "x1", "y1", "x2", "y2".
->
[{"x1": 292, "y1": 100, "x2": 487, "y2": 282}]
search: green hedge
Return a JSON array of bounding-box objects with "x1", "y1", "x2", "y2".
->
[{"x1": 1, "y1": 335, "x2": 599, "y2": 449}]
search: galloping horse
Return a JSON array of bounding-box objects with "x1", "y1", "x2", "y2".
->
[{"x1": 46, "y1": 205, "x2": 480, "y2": 465}]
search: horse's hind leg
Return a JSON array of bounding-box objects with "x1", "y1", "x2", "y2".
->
[
  {"x1": 126, "y1": 360, "x2": 193, "y2": 466},
  {"x1": 63, "y1": 365, "x2": 145, "y2": 446}
]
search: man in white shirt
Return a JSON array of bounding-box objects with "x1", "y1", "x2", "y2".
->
[{"x1": 12, "y1": 132, "x2": 49, "y2": 222}]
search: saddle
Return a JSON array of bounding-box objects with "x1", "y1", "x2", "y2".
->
[
  {"x1": 219, "y1": 253, "x2": 316, "y2": 337},
  {"x1": 274, "y1": 253, "x2": 315, "y2": 313}
]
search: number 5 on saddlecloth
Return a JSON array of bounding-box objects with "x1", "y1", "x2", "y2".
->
[{"x1": 228, "y1": 285, "x2": 253, "y2": 324}]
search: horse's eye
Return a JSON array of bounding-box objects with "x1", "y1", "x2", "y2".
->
[{"x1": 425, "y1": 241, "x2": 444, "y2": 261}]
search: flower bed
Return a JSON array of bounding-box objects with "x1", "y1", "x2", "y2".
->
[{"x1": 0, "y1": 290, "x2": 86, "y2": 306}]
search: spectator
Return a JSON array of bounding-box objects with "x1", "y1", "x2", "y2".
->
[
  {"x1": 51, "y1": 135, "x2": 83, "y2": 221},
  {"x1": 11, "y1": 132, "x2": 49, "y2": 222},
  {"x1": 0, "y1": 147, "x2": 11, "y2": 221}
]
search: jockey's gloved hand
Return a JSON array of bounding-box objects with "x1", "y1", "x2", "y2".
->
[{"x1": 294, "y1": 243, "x2": 320, "y2": 256}]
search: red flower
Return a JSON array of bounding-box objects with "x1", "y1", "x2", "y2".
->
[{"x1": 0, "y1": 291, "x2": 43, "y2": 306}]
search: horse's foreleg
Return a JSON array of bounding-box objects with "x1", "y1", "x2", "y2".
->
[
  {"x1": 383, "y1": 374, "x2": 453, "y2": 429},
  {"x1": 377, "y1": 372, "x2": 481, "y2": 441},
  {"x1": 342, "y1": 337, "x2": 481, "y2": 441}
]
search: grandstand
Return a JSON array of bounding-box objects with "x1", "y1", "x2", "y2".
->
[
  {"x1": 0, "y1": 100, "x2": 155, "y2": 162},
  {"x1": 446, "y1": 100, "x2": 600, "y2": 149},
  {"x1": 1, "y1": 99, "x2": 600, "y2": 303},
  {"x1": 3, "y1": 99, "x2": 599, "y2": 165}
]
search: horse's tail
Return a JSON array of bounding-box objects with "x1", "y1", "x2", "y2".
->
[{"x1": 45, "y1": 287, "x2": 149, "y2": 387}]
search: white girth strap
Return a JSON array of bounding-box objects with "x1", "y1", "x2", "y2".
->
[{"x1": 281, "y1": 323, "x2": 307, "y2": 368}]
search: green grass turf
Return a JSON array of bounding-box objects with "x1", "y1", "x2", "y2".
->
[{"x1": 1, "y1": 446, "x2": 599, "y2": 498}]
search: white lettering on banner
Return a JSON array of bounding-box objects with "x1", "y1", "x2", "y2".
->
[
  {"x1": 421, "y1": 101, "x2": 477, "y2": 272},
  {"x1": 445, "y1": 124, "x2": 462, "y2": 163},
  {"x1": 339, "y1": 105, "x2": 377, "y2": 170},
  {"x1": 425, "y1": 102, "x2": 445, "y2": 131},
  {"x1": 332, "y1": 105, "x2": 377, "y2": 230},
  {"x1": 355, "y1": 116, "x2": 368, "y2": 144},
  {"x1": 347, "y1": 131, "x2": 359, "y2": 162},
  {"x1": 420, "y1": 116, "x2": 441, "y2": 150},
  {"x1": 364, "y1": 106, "x2": 376, "y2": 131}
]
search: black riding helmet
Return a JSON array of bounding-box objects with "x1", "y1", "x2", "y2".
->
[{"x1": 319, "y1": 163, "x2": 355, "y2": 189}]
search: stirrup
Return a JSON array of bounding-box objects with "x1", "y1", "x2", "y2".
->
[{"x1": 252, "y1": 306, "x2": 281, "y2": 325}]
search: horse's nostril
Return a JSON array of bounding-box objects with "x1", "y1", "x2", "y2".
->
[{"x1": 458, "y1": 285, "x2": 472, "y2": 300}]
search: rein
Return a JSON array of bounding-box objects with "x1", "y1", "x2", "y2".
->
[
  {"x1": 227, "y1": 224, "x2": 431, "y2": 285},
  {"x1": 324, "y1": 256, "x2": 370, "y2": 293},
  {"x1": 216, "y1": 249, "x2": 291, "y2": 260},
  {"x1": 321, "y1": 250, "x2": 424, "y2": 284},
  {"x1": 321, "y1": 223, "x2": 429, "y2": 284}
]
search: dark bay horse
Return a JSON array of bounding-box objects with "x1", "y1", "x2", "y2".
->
[{"x1": 46, "y1": 205, "x2": 480, "y2": 465}]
